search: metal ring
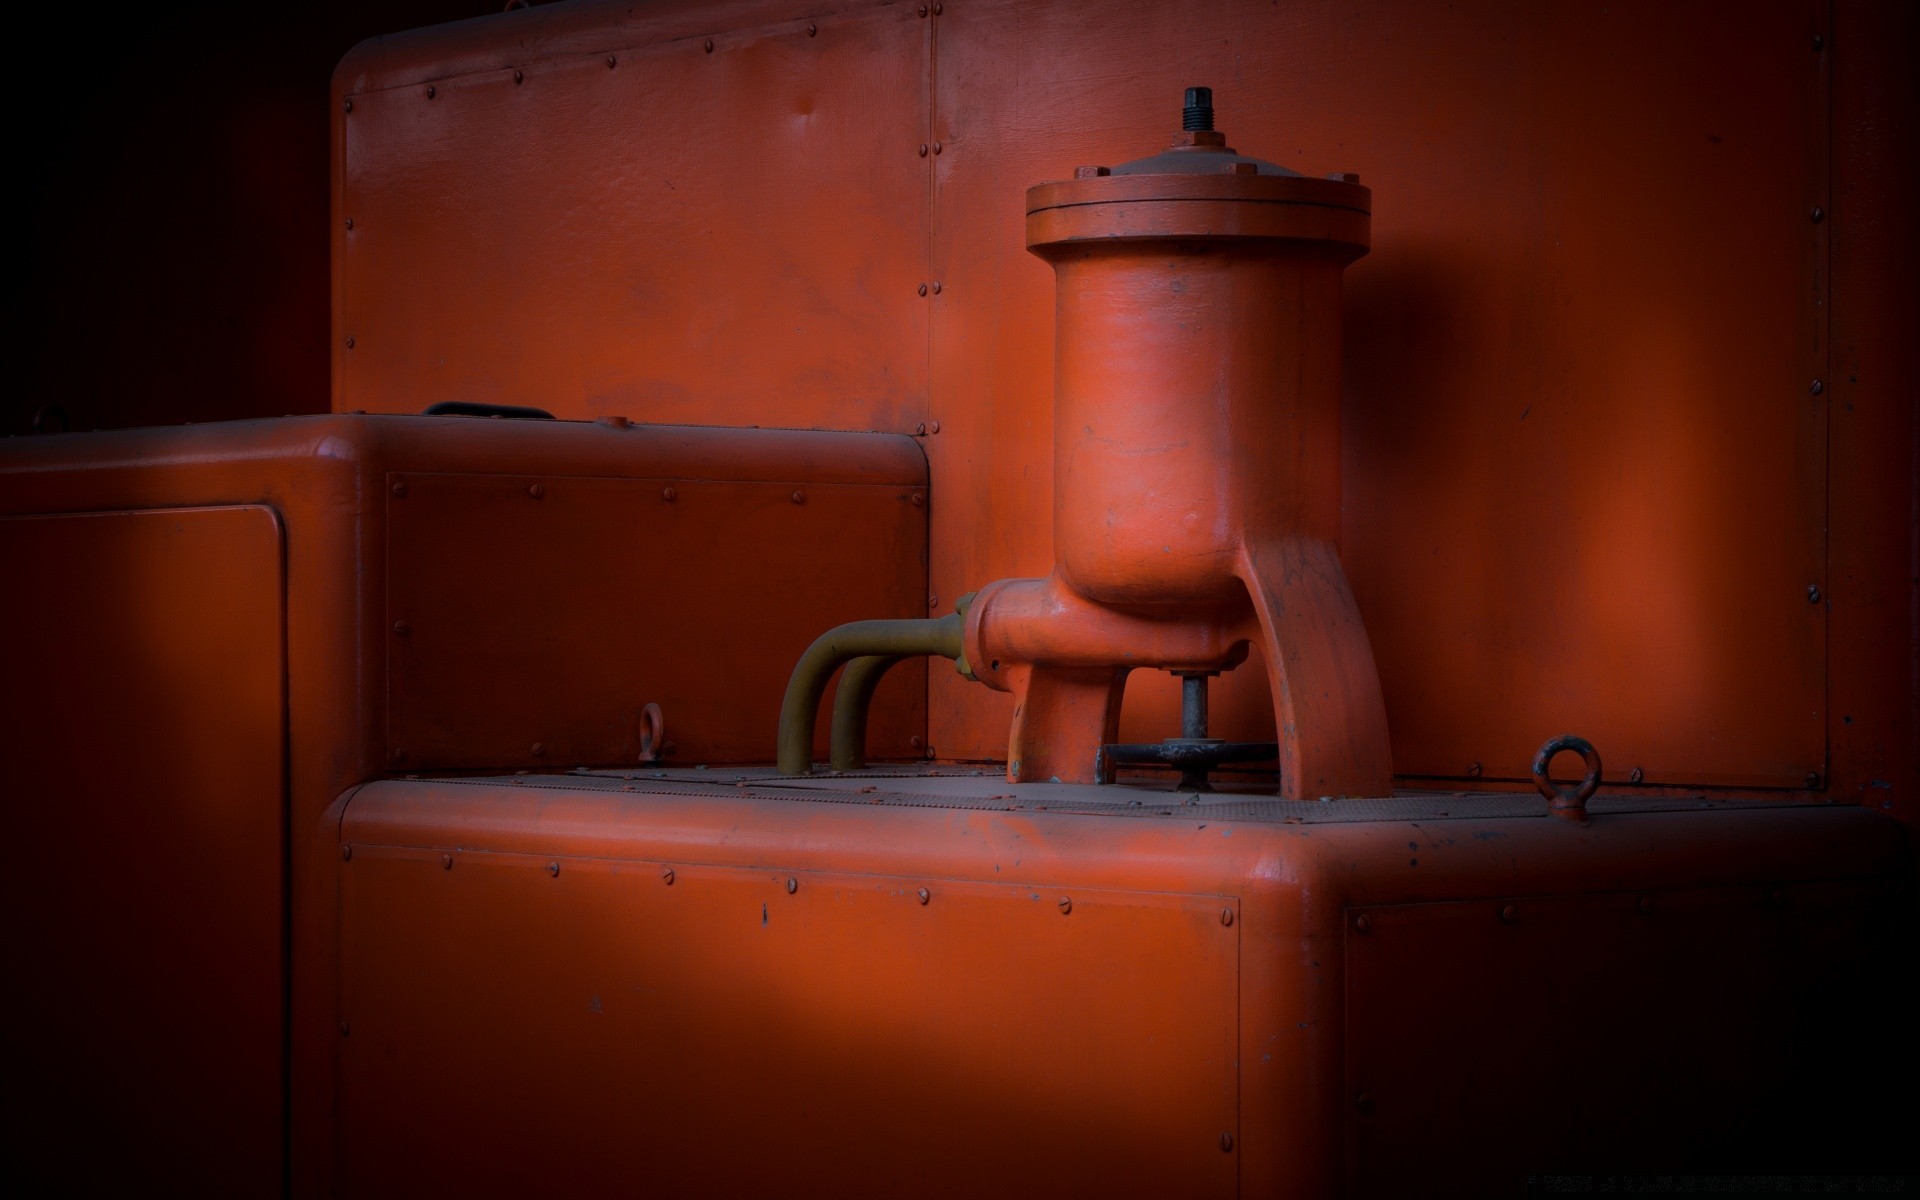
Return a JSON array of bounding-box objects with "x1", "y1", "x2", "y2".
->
[
  {"x1": 638, "y1": 702, "x2": 666, "y2": 764},
  {"x1": 1531, "y1": 734, "x2": 1601, "y2": 823}
]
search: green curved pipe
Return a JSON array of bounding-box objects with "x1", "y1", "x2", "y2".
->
[
  {"x1": 829, "y1": 655, "x2": 904, "y2": 771},
  {"x1": 777, "y1": 614, "x2": 964, "y2": 774}
]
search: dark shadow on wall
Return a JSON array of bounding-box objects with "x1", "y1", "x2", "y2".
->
[{"x1": 4, "y1": 0, "x2": 492, "y2": 437}]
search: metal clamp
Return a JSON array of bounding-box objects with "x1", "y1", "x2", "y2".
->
[{"x1": 1531, "y1": 734, "x2": 1601, "y2": 824}]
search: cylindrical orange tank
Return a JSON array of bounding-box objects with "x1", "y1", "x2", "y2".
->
[{"x1": 963, "y1": 89, "x2": 1392, "y2": 798}]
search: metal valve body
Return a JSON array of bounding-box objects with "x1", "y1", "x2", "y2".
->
[{"x1": 962, "y1": 90, "x2": 1393, "y2": 798}]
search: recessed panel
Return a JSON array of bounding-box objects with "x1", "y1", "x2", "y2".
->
[
  {"x1": 386, "y1": 470, "x2": 927, "y2": 767},
  {"x1": 0, "y1": 506, "x2": 286, "y2": 1191}
]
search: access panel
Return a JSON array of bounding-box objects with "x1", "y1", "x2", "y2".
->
[
  {"x1": 339, "y1": 846, "x2": 1238, "y2": 1197},
  {"x1": 0, "y1": 506, "x2": 286, "y2": 1192}
]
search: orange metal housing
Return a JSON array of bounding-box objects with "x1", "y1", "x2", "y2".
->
[
  {"x1": 0, "y1": 415, "x2": 928, "y2": 1189},
  {"x1": 0, "y1": 0, "x2": 1913, "y2": 1193},
  {"x1": 326, "y1": 0, "x2": 1916, "y2": 815},
  {"x1": 333, "y1": 769, "x2": 1911, "y2": 1196}
]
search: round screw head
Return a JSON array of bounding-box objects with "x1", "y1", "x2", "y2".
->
[
  {"x1": 1811, "y1": 206, "x2": 1824, "y2": 222},
  {"x1": 786, "y1": 877, "x2": 798, "y2": 894},
  {"x1": 547, "y1": 861, "x2": 560, "y2": 877},
  {"x1": 914, "y1": 422, "x2": 927, "y2": 434},
  {"x1": 1221, "y1": 907, "x2": 1235, "y2": 927},
  {"x1": 528, "y1": 483, "x2": 544, "y2": 498},
  {"x1": 909, "y1": 735, "x2": 924, "y2": 749},
  {"x1": 931, "y1": 281, "x2": 942, "y2": 294},
  {"x1": 910, "y1": 492, "x2": 925, "y2": 506},
  {"x1": 1810, "y1": 378, "x2": 1825, "y2": 394},
  {"x1": 391, "y1": 481, "x2": 408, "y2": 497},
  {"x1": 1628, "y1": 766, "x2": 1644, "y2": 784},
  {"x1": 917, "y1": 888, "x2": 931, "y2": 905},
  {"x1": 917, "y1": 282, "x2": 928, "y2": 296},
  {"x1": 513, "y1": 69, "x2": 524, "y2": 84},
  {"x1": 1805, "y1": 771, "x2": 1822, "y2": 789},
  {"x1": 340, "y1": 1020, "x2": 351, "y2": 1036},
  {"x1": 929, "y1": 420, "x2": 941, "y2": 432},
  {"x1": 1353, "y1": 913, "x2": 1370, "y2": 933},
  {"x1": 918, "y1": 144, "x2": 929, "y2": 157},
  {"x1": 531, "y1": 742, "x2": 545, "y2": 756},
  {"x1": 704, "y1": 38, "x2": 714, "y2": 52},
  {"x1": 807, "y1": 23, "x2": 817, "y2": 36},
  {"x1": 344, "y1": 336, "x2": 355, "y2": 349},
  {"x1": 607, "y1": 54, "x2": 617, "y2": 68},
  {"x1": 1500, "y1": 905, "x2": 1518, "y2": 924},
  {"x1": 1355, "y1": 1092, "x2": 1375, "y2": 1113},
  {"x1": 1058, "y1": 896, "x2": 1073, "y2": 914},
  {"x1": 343, "y1": 99, "x2": 353, "y2": 113},
  {"x1": 932, "y1": 142, "x2": 943, "y2": 155},
  {"x1": 662, "y1": 867, "x2": 675, "y2": 885},
  {"x1": 340, "y1": 844, "x2": 353, "y2": 861},
  {"x1": 392, "y1": 620, "x2": 409, "y2": 636},
  {"x1": 344, "y1": 218, "x2": 354, "y2": 230},
  {"x1": 1808, "y1": 584, "x2": 1822, "y2": 604},
  {"x1": 917, "y1": 4, "x2": 928, "y2": 15},
  {"x1": 790, "y1": 489, "x2": 806, "y2": 504},
  {"x1": 662, "y1": 486, "x2": 676, "y2": 501},
  {"x1": 425, "y1": 85, "x2": 436, "y2": 99},
  {"x1": 1637, "y1": 895, "x2": 1654, "y2": 914},
  {"x1": 441, "y1": 853, "x2": 454, "y2": 870},
  {"x1": 1466, "y1": 761, "x2": 1482, "y2": 778}
]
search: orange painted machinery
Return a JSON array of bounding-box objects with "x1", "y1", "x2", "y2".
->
[{"x1": 3, "y1": 0, "x2": 1916, "y2": 1195}]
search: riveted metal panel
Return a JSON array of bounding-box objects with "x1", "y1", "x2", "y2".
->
[
  {"x1": 339, "y1": 847, "x2": 1238, "y2": 1197},
  {"x1": 336, "y1": 1, "x2": 930, "y2": 433},
  {"x1": 925, "y1": 0, "x2": 1828, "y2": 789},
  {"x1": 385, "y1": 468, "x2": 928, "y2": 768}
]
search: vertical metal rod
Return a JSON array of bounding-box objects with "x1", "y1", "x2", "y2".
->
[{"x1": 1181, "y1": 674, "x2": 1209, "y2": 739}]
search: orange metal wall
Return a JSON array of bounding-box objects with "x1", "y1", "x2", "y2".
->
[{"x1": 332, "y1": 0, "x2": 1917, "y2": 810}]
